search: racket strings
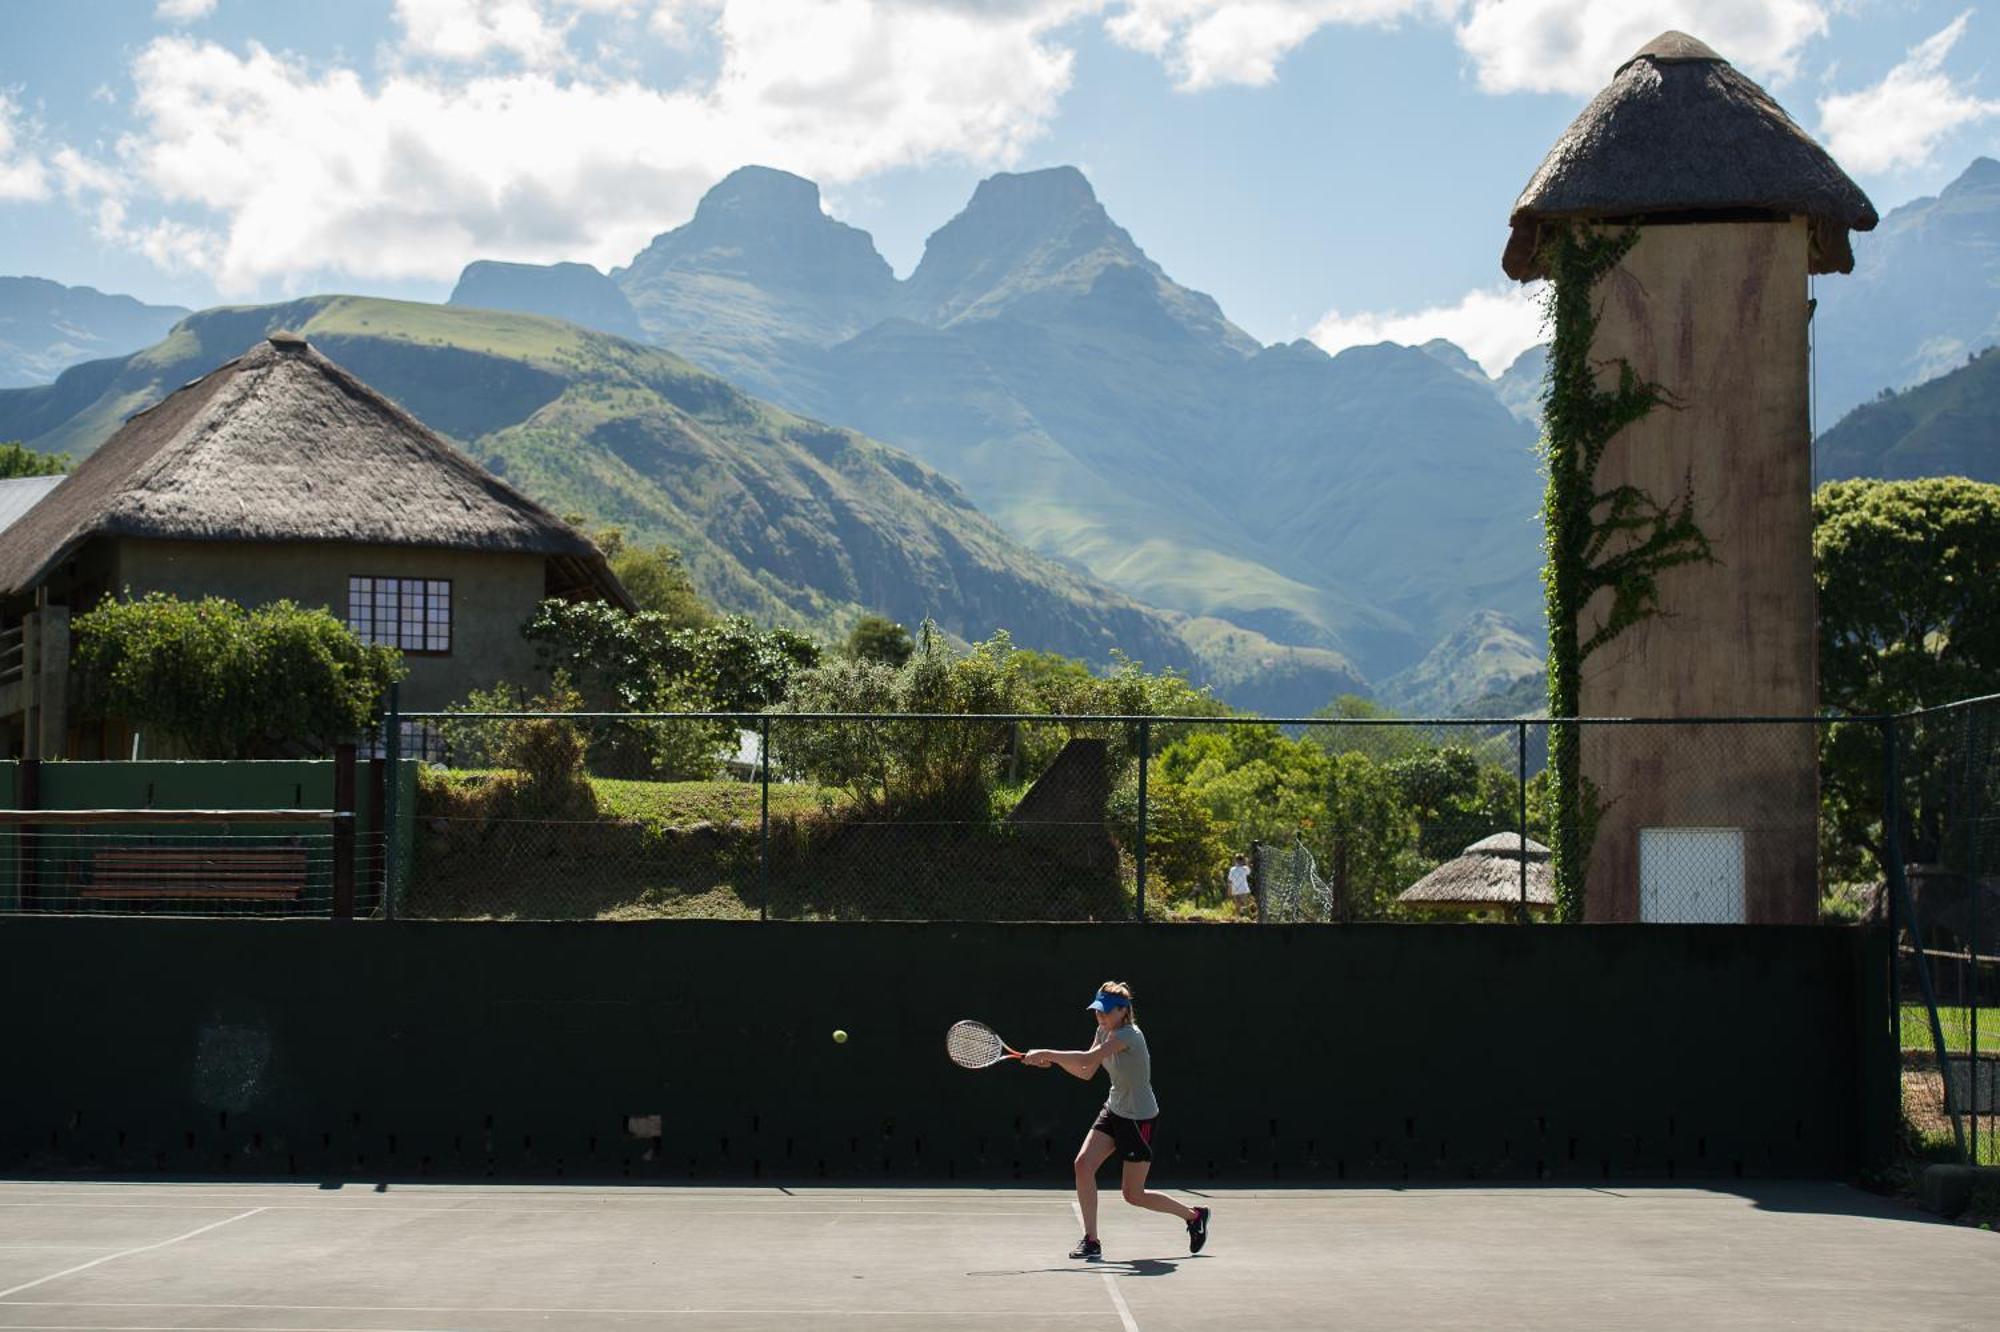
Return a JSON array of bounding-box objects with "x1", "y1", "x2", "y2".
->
[{"x1": 946, "y1": 1020, "x2": 1008, "y2": 1068}]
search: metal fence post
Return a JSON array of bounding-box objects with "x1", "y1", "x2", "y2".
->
[
  {"x1": 1961, "y1": 704, "x2": 1986, "y2": 1161},
  {"x1": 1884, "y1": 714, "x2": 1965, "y2": 1159},
  {"x1": 382, "y1": 684, "x2": 401, "y2": 922},
  {"x1": 759, "y1": 715, "x2": 772, "y2": 923},
  {"x1": 16, "y1": 756, "x2": 38, "y2": 909},
  {"x1": 331, "y1": 742, "x2": 356, "y2": 921},
  {"x1": 1517, "y1": 719, "x2": 1530, "y2": 922},
  {"x1": 1135, "y1": 719, "x2": 1150, "y2": 923}
]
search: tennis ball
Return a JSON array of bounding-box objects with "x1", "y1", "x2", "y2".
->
[{"x1": 832, "y1": 1029, "x2": 848, "y2": 1044}]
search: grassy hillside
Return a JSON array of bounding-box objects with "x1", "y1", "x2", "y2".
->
[
  {"x1": 613, "y1": 167, "x2": 1542, "y2": 679},
  {"x1": 1816, "y1": 345, "x2": 2000, "y2": 484},
  {"x1": 0, "y1": 295, "x2": 1366, "y2": 705}
]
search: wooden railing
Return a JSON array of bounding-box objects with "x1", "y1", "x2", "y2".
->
[{"x1": 0, "y1": 623, "x2": 23, "y2": 687}]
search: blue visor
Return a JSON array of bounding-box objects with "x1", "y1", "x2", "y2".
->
[{"x1": 1086, "y1": 991, "x2": 1130, "y2": 1012}]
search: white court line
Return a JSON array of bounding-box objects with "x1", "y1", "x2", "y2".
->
[
  {"x1": 0, "y1": 1208, "x2": 266, "y2": 1299},
  {"x1": 0, "y1": 1301, "x2": 1096, "y2": 1315},
  {"x1": 1101, "y1": 1273, "x2": 1140, "y2": 1332},
  {"x1": 0, "y1": 1203, "x2": 1055, "y2": 1216},
  {"x1": 0, "y1": 1311, "x2": 1104, "y2": 1322},
  {"x1": 1070, "y1": 1200, "x2": 1140, "y2": 1331}
]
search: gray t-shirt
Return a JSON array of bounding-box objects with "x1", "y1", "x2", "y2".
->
[{"x1": 1097, "y1": 1022, "x2": 1159, "y2": 1120}]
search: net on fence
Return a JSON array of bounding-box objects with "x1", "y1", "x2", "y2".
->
[
  {"x1": 1256, "y1": 836, "x2": 1334, "y2": 923},
  {"x1": 0, "y1": 822, "x2": 383, "y2": 919},
  {"x1": 1893, "y1": 698, "x2": 1999, "y2": 1166},
  {"x1": 405, "y1": 715, "x2": 1142, "y2": 922},
  {"x1": 388, "y1": 710, "x2": 1874, "y2": 926}
]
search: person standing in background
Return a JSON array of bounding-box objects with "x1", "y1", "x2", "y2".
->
[{"x1": 1226, "y1": 852, "x2": 1252, "y2": 918}]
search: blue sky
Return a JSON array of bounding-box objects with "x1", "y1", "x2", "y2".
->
[{"x1": 2, "y1": 1, "x2": 1996, "y2": 373}]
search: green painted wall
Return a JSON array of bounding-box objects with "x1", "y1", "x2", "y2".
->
[{"x1": 0, "y1": 920, "x2": 1894, "y2": 1183}]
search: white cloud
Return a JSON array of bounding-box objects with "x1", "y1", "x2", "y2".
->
[
  {"x1": 1102, "y1": 1, "x2": 1832, "y2": 96},
  {"x1": 155, "y1": 0, "x2": 218, "y2": 22},
  {"x1": 1817, "y1": 11, "x2": 2000, "y2": 175},
  {"x1": 42, "y1": 0, "x2": 1869, "y2": 296},
  {"x1": 89, "y1": 3, "x2": 1084, "y2": 294},
  {"x1": 1454, "y1": 0, "x2": 1830, "y2": 96},
  {"x1": 0, "y1": 94, "x2": 50, "y2": 202},
  {"x1": 393, "y1": 0, "x2": 584, "y2": 66},
  {"x1": 649, "y1": 0, "x2": 721, "y2": 46},
  {"x1": 1308, "y1": 282, "x2": 1544, "y2": 376},
  {"x1": 1104, "y1": 1, "x2": 1436, "y2": 90}
]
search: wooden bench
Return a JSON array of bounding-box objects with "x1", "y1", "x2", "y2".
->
[{"x1": 78, "y1": 846, "x2": 309, "y2": 901}]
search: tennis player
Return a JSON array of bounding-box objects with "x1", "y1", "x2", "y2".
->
[{"x1": 1023, "y1": 981, "x2": 1210, "y2": 1259}]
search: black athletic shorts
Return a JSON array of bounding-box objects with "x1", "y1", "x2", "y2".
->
[{"x1": 1091, "y1": 1108, "x2": 1156, "y2": 1163}]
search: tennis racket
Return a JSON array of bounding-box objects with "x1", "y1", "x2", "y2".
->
[{"x1": 947, "y1": 1019, "x2": 1023, "y2": 1069}]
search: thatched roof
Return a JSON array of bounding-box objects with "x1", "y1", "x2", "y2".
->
[
  {"x1": 0, "y1": 335, "x2": 630, "y2": 607},
  {"x1": 1398, "y1": 832, "x2": 1554, "y2": 912},
  {"x1": 1503, "y1": 31, "x2": 1877, "y2": 280}
]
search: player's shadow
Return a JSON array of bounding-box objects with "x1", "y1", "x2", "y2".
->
[{"x1": 969, "y1": 1257, "x2": 1199, "y2": 1278}]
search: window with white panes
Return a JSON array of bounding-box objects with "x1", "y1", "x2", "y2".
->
[{"x1": 347, "y1": 577, "x2": 451, "y2": 654}]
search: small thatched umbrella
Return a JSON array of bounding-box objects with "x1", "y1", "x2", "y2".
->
[
  {"x1": 1398, "y1": 833, "x2": 1554, "y2": 916},
  {"x1": 1502, "y1": 31, "x2": 1877, "y2": 280}
]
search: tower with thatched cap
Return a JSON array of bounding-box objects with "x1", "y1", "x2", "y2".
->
[{"x1": 1505, "y1": 33, "x2": 1875, "y2": 923}]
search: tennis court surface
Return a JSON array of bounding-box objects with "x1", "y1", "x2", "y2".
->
[{"x1": 0, "y1": 1180, "x2": 1992, "y2": 1330}]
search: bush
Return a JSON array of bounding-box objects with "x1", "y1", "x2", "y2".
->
[
  {"x1": 523, "y1": 599, "x2": 819, "y2": 714},
  {"x1": 0, "y1": 442, "x2": 69, "y2": 478},
  {"x1": 73, "y1": 593, "x2": 402, "y2": 758},
  {"x1": 439, "y1": 676, "x2": 598, "y2": 820}
]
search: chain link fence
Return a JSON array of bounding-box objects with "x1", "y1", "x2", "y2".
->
[
  {"x1": 5, "y1": 694, "x2": 1993, "y2": 1172},
  {"x1": 373, "y1": 708, "x2": 1895, "y2": 928},
  {"x1": 0, "y1": 820, "x2": 384, "y2": 918},
  {"x1": 1890, "y1": 697, "x2": 1999, "y2": 1166}
]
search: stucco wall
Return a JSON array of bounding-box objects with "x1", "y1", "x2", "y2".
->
[
  {"x1": 1578, "y1": 220, "x2": 1818, "y2": 922},
  {"x1": 112, "y1": 539, "x2": 548, "y2": 712}
]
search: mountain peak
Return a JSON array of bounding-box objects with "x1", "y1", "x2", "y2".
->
[
  {"x1": 1418, "y1": 338, "x2": 1487, "y2": 382},
  {"x1": 695, "y1": 165, "x2": 826, "y2": 220},
  {"x1": 905, "y1": 167, "x2": 1139, "y2": 322},
  {"x1": 616, "y1": 165, "x2": 895, "y2": 338},
  {"x1": 962, "y1": 165, "x2": 1101, "y2": 216},
  {"x1": 901, "y1": 164, "x2": 1257, "y2": 355},
  {"x1": 1945, "y1": 156, "x2": 2000, "y2": 196},
  {"x1": 449, "y1": 260, "x2": 643, "y2": 341}
]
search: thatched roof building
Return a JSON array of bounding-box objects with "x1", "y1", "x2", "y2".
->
[
  {"x1": 1502, "y1": 31, "x2": 1877, "y2": 280},
  {"x1": 1399, "y1": 833, "x2": 1555, "y2": 914},
  {"x1": 0, "y1": 334, "x2": 628, "y2": 606}
]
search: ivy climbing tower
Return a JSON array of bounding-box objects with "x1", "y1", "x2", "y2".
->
[{"x1": 1503, "y1": 32, "x2": 1876, "y2": 923}]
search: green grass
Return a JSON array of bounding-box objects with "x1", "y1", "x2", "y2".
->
[
  {"x1": 590, "y1": 776, "x2": 849, "y2": 824},
  {"x1": 409, "y1": 771, "x2": 1133, "y2": 922},
  {"x1": 1901, "y1": 1005, "x2": 2000, "y2": 1053},
  {"x1": 303, "y1": 296, "x2": 588, "y2": 366},
  {"x1": 1912, "y1": 1122, "x2": 2000, "y2": 1168}
]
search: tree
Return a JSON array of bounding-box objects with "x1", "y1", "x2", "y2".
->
[
  {"x1": 1815, "y1": 478, "x2": 2000, "y2": 869},
  {"x1": 596, "y1": 527, "x2": 711, "y2": 628},
  {"x1": 518, "y1": 600, "x2": 820, "y2": 778},
  {"x1": 1386, "y1": 745, "x2": 1489, "y2": 859},
  {"x1": 775, "y1": 623, "x2": 1209, "y2": 814},
  {"x1": 846, "y1": 614, "x2": 914, "y2": 667},
  {"x1": 72, "y1": 594, "x2": 402, "y2": 758},
  {"x1": 0, "y1": 442, "x2": 70, "y2": 478},
  {"x1": 1816, "y1": 478, "x2": 2000, "y2": 716},
  {"x1": 522, "y1": 600, "x2": 819, "y2": 714}
]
